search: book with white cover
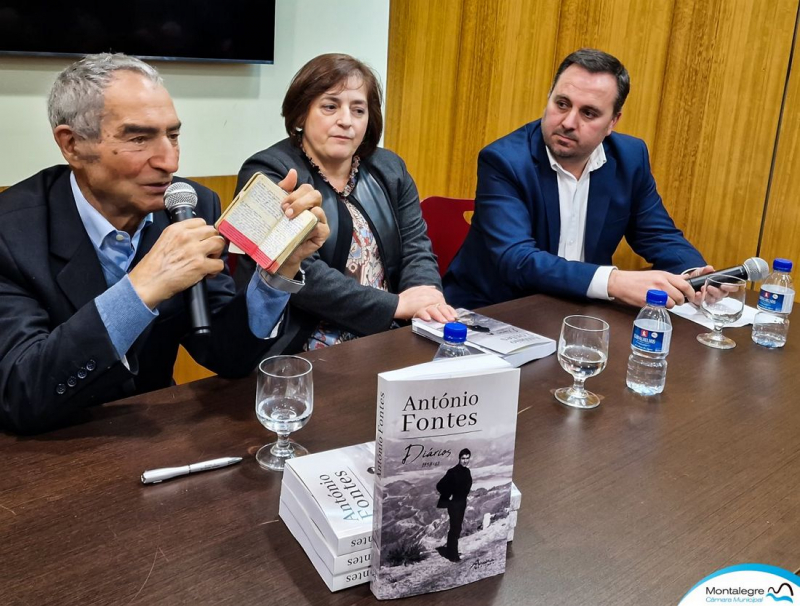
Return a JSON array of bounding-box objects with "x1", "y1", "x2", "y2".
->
[
  {"x1": 280, "y1": 480, "x2": 372, "y2": 575},
  {"x1": 282, "y1": 442, "x2": 375, "y2": 555},
  {"x1": 279, "y1": 499, "x2": 371, "y2": 592},
  {"x1": 412, "y1": 309, "x2": 555, "y2": 367},
  {"x1": 371, "y1": 354, "x2": 520, "y2": 600},
  {"x1": 280, "y1": 441, "x2": 521, "y2": 560}
]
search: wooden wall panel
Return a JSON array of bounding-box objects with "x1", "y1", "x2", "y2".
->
[
  {"x1": 386, "y1": 0, "x2": 562, "y2": 200},
  {"x1": 191, "y1": 175, "x2": 239, "y2": 210},
  {"x1": 649, "y1": 0, "x2": 796, "y2": 271},
  {"x1": 173, "y1": 348, "x2": 215, "y2": 384},
  {"x1": 446, "y1": 0, "x2": 561, "y2": 197},
  {"x1": 471, "y1": 1, "x2": 560, "y2": 138},
  {"x1": 386, "y1": 0, "x2": 799, "y2": 274},
  {"x1": 385, "y1": 0, "x2": 466, "y2": 198},
  {"x1": 761, "y1": 14, "x2": 800, "y2": 272}
]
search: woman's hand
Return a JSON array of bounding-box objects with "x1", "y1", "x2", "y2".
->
[
  {"x1": 275, "y1": 169, "x2": 330, "y2": 278},
  {"x1": 395, "y1": 285, "x2": 457, "y2": 322}
]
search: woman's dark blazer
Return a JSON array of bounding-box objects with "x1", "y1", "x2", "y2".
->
[{"x1": 234, "y1": 138, "x2": 442, "y2": 354}]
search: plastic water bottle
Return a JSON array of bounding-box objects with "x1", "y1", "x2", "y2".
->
[
  {"x1": 433, "y1": 322, "x2": 471, "y2": 360},
  {"x1": 752, "y1": 258, "x2": 794, "y2": 348},
  {"x1": 626, "y1": 289, "x2": 672, "y2": 396}
]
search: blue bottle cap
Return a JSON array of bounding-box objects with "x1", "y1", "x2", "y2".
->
[
  {"x1": 442, "y1": 322, "x2": 468, "y2": 343},
  {"x1": 773, "y1": 258, "x2": 793, "y2": 272},
  {"x1": 646, "y1": 289, "x2": 668, "y2": 306}
]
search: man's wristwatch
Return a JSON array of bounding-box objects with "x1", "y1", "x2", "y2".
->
[{"x1": 259, "y1": 267, "x2": 305, "y2": 293}]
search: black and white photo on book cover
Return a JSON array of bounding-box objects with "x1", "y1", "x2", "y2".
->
[
  {"x1": 371, "y1": 355, "x2": 520, "y2": 599},
  {"x1": 411, "y1": 309, "x2": 556, "y2": 367}
]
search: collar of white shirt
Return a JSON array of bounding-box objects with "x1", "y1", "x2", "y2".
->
[{"x1": 545, "y1": 142, "x2": 607, "y2": 180}]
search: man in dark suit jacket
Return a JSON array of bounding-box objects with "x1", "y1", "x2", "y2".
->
[
  {"x1": 0, "y1": 53, "x2": 328, "y2": 434},
  {"x1": 436, "y1": 448, "x2": 473, "y2": 562},
  {"x1": 444, "y1": 49, "x2": 711, "y2": 310}
]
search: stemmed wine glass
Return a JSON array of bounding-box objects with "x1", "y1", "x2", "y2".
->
[
  {"x1": 697, "y1": 275, "x2": 747, "y2": 349},
  {"x1": 554, "y1": 315, "x2": 610, "y2": 409},
  {"x1": 255, "y1": 355, "x2": 313, "y2": 471}
]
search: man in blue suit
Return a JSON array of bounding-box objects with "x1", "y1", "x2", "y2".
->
[{"x1": 444, "y1": 49, "x2": 711, "y2": 310}]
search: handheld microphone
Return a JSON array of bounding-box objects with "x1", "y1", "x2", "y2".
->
[
  {"x1": 686, "y1": 257, "x2": 769, "y2": 291},
  {"x1": 164, "y1": 182, "x2": 211, "y2": 335}
]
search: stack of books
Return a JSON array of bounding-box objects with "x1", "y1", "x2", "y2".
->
[
  {"x1": 279, "y1": 441, "x2": 521, "y2": 592},
  {"x1": 280, "y1": 442, "x2": 376, "y2": 592}
]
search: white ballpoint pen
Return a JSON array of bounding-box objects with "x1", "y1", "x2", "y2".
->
[{"x1": 141, "y1": 456, "x2": 242, "y2": 484}]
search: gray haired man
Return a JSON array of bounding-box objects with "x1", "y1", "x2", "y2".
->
[{"x1": 0, "y1": 53, "x2": 329, "y2": 434}]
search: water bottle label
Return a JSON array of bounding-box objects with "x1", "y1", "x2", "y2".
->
[
  {"x1": 631, "y1": 325, "x2": 670, "y2": 353},
  {"x1": 758, "y1": 288, "x2": 794, "y2": 313}
]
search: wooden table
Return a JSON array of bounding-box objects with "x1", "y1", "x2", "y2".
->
[{"x1": 1, "y1": 295, "x2": 798, "y2": 605}]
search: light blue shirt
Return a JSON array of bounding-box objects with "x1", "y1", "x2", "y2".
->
[{"x1": 70, "y1": 173, "x2": 288, "y2": 358}]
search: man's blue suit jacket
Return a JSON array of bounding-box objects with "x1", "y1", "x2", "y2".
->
[{"x1": 443, "y1": 120, "x2": 705, "y2": 309}]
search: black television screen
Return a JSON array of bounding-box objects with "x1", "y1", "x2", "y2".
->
[{"x1": 0, "y1": 1, "x2": 275, "y2": 64}]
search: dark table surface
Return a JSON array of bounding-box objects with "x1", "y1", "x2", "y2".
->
[{"x1": 1, "y1": 295, "x2": 798, "y2": 606}]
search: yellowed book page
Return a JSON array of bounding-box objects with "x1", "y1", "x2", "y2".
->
[
  {"x1": 216, "y1": 172, "x2": 319, "y2": 272},
  {"x1": 216, "y1": 173, "x2": 285, "y2": 248},
  {"x1": 259, "y1": 211, "x2": 317, "y2": 267}
]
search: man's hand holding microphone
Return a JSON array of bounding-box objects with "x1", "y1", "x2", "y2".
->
[
  {"x1": 608, "y1": 257, "x2": 770, "y2": 308},
  {"x1": 129, "y1": 169, "x2": 329, "y2": 325}
]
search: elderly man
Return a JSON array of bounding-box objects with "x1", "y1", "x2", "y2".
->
[
  {"x1": 444, "y1": 49, "x2": 712, "y2": 310},
  {"x1": 0, "y1": 53, "x2": 328, "y2": 434}
]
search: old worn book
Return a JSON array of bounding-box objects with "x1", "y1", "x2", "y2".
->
[
  {"x1": 412, "y1": 309, "x2": 555, "y2": 367},
  {"x1": 371, "y1": 354, "x2": 520, "y2": 600},
  {"x1": 282, "y1": 442, "x2": 375, "y2": 555},
  {"x1": 215, "y1": 172, "x2": 317, "y2": 273},
  {"x1": 279, "y1": 499, "x2": 372, "y2": 592}
]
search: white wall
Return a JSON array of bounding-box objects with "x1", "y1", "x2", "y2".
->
[{"x1": 0, "y1": 0, "x2": 390, "y2": 185}]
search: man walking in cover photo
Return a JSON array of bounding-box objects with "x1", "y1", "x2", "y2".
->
[{"x1": 436, "y1": 448, "x2": 473, "y2": 562}]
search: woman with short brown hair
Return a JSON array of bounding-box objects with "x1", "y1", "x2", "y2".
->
[{"x1": 234, "y1": 53, "x2": 455, "y2": 353}]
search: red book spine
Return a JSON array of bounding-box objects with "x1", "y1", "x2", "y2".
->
[{"x1": 219, "y1": 220, "x2": 278, "y2": 272}]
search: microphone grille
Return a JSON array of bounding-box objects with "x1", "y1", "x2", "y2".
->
[
  {"x1": 164, "y1": 182, "x2": 198, "y2": 211},
  {"x1": 743, "y1": 257, "x2": 770, "y2": 282}
]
